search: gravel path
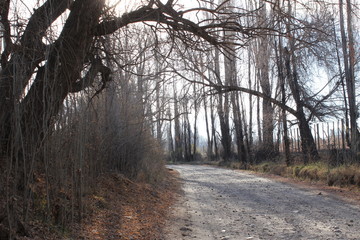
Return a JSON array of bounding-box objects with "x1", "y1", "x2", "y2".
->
[{"x1": 165, "y1": 165, "x2": 360, "y2": 240}]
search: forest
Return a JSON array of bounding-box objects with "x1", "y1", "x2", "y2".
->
[{"x1": 0, "y1": 0, "x2": 359, "y2": 239}]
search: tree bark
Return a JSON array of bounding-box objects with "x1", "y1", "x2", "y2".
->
[
  {"x1": 214, "y1": 46, "x2": 232, "y2": 161},
  {"x1": 255, "y1": 3, "x2": 275, "y2": 157},
  {"x1": 0, "y1": 0, "x2": 72, "y2": 150},
  {"x1": 193, "y1": 82, "x2": 198, "y2": 161},
  {"x1": 247, "y1": 47, "x2": 253, "y2": 161},
  {"x1": 275, "y1": 38, "x2": 291, "y2": 166},
  {"x1": 224, "y1": 44, "x2": 246, "y2": 163},
  {"x1": 173, "y1": 85, "x2": 182, "y2": 162},
  {"x1": 284, "y1": 47, "x2": 319, "y2": 163},
  {"x1": 339, "y1": 0, "x2": 359, "y2": 161},
  {"x1": 204, "y1": 85, "x2": 213, "y2": 159},
  {"x1": 210, "y1": 94, "x2": 219, "y2": 159}
]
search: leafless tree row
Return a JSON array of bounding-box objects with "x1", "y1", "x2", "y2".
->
[{"x1": 163, "y1": 0, "x2": 358, "y2": 167}]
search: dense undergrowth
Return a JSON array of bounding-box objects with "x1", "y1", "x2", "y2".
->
[
  {"x1": 9, "y1": 169, "x2": 178, "y2": 240},
  {"x1": 0, "y1": 87, "x2": 169, "y2": 239}
]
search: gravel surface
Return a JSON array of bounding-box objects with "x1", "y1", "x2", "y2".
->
[{"x1": 165, "y1": 165, "x2": 360, "y2": 240}]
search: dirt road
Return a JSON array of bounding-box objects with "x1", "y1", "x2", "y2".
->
[{"x1": 165, "y1": 165, "x2": 360, "y2": 240}]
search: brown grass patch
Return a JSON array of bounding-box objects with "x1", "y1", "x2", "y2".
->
[
  {"x1": 72, "y1": 169, "x2": 180, "y2": 240},
  {"x1": 250, "y1": 161, "x2": 360, "y2": 191},
  {"x1": 327, "y1": 166, "x2": 360, "y2": 187}
]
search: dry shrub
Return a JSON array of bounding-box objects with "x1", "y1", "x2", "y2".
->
[
  {"x1": 249, "y1": 161, "x2": 294, "y2": 178},
  {"x1": 327, "y1": 166, "x2": 360, "y2": 187},
  {"x1": 292, "y1": 162, "x2": 328, "y2": 182},
  {"x1": 299, "y1": 167, "x2": 318, "y2": 180},
  {"x1": 250, "y1": 162, "x2": 271, "y2": 172},
  {"x1": 136, "y1": 136, "x2": 166, "y2": 184},
  {"x1": 252, "y1": 147, "x2": 278, "y2": 164},
  {"x1": 293, "y1": 165, "x2": 303, "y2": 177},
  {"x1": 228, "y1": 162, "x2": 246, "y2": 169},
  {"x1": 290, "y1": 162, "x2": 360, "y2": 188},
  {"x1": 251, "y1": 161, "x2": 331, "y2": 182},
  {"x1": 250, "y1": 159, "x2": 360, "y2": 190},
  {"x1": 27, "y1": 84, "x2": 168, "y2": 228},
  {"x1": 271, "y1": 165, "x2": 288, "y2": 176},
  {"x1": 250, "y1": 162, "x2": 284, "y2": 175}
]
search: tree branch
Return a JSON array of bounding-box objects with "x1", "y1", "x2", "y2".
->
[
  {"x1": 69, "y1": 59, "x2": 111, "y2": 93},
  {"x1": 0, "y1": 0, "x2": 11, "y2": 68},
  {"x1": 0, "y1": 0, "x2": 72, "y2": 101},
  {"x1": 217, "y1": 85, "x2": 298, "y2": 116},
  {"x1": 93, "y1": 4, "x2": 221, "y2": 45},
  {"x1": 167, "y1": 61, "x2": 298, "y2": 117}
]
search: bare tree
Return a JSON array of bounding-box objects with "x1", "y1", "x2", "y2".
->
[
  {"x1": 339, "y1": 0, "x2": 359, "y2": 161},
  {"x1": 254, "y1": 1, "x2": 275, "y2": 157},
  {"x1": 0, "y1": 0, "x2": 260, "y2": 237}
]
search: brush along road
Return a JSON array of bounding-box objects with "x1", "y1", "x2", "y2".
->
[{"x1": 165, "y1": 165, "x2": 360, "y2": 240}]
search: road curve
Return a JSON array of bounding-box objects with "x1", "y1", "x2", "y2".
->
[{"x1": 165, "y1": 165, "x2": 360, "y2": 240}]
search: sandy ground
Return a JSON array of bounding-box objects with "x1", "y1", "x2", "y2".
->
[{"x1": 164, "y1": 165, "x2": 360, "y2": 240}]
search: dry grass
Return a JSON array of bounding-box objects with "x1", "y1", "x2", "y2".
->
[
  {"x1": 74, "y1": 170, "x2": 179, "y2": 240},
  {"x1": 327, "y1": 166, "x2": 360, "y2": 187},
  {"x1": 14, "y1": 169, "x2": 179, "y2": 240},
  {"x1": 295, "y1": 162, "x2": 329, "y2": 181},
  {"x1": 249, "y1": 161, "x2": 360, "y2": 189},
  {"x1": 250, "y1": 161, "x2": 292, "y2": 177}
]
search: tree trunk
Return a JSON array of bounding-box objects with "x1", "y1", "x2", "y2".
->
[
  {"x1": 255, "y1": 3, "x2": 275, "y2": 157},
  {"x1": 210, "y1": 94, "x2": 219, "y2": 159},
  {"x1": 167, "y1": 110, "x2": 174, "y2": 160},
  {"x1": 0, "y1": 0, "x2": 71, "y2": 150},
  {"x1": 204, "y1": 87, "x2": 213, "y2": 159},
  {"x1": 193, "y1": 82, "x2": 198, "y2": 161},
  {"x1": 284, "y1": 48, "x2": 319, "y2": 163},
  {"x1": 283, "y1": 0, "x2": 318, "y2": 163},
  {"x1": 173, "y1": 85, "x2": 182, "y2": 162},
  {"x1": 156, "y1": 73, "x2": 162, "y2": 144},
  {"x1": 214, "y1": 47, "x2": 232, "y2": 161},
  {"x1": 247, "y1": 47, "x2": 253, "y2": 161},
  {"x1": 275, "y1": 36, "x2": 291, "y2": 165},
  {"x1": 223, "y1": 21, "x2": 245, "y2": 163},
  {"x1": 333, "y1": 13, "x2": 351, "y2": 148},
  {"x1": 256, "y1": 76, "x2": 262, "y2": 144},
  {"x1": 339, "y1": 0, "x2": 359, "y2": 161}
]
